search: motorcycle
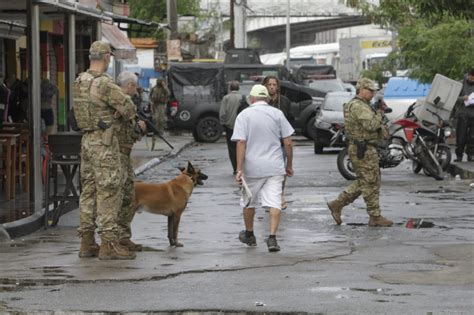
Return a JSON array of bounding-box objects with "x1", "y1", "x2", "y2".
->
[
  {"x1": 337, "y1": 100, "x2": 449, "y2": 181},
  {"x1": 411, "y1": 107, "x2": 452, "y2": 174}
]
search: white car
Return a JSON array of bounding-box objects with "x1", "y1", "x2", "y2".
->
[{"x1": 313, "y1": 91, "x2": 354, "y2": 153}]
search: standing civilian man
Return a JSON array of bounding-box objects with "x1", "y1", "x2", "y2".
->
[
  {"x1": 219, "y1": 80, "x2": 242, "y2": 174},
  {"x1": 232, "y1": 84, "x2": 294, "y2": 252},
  {"x1": 327, "y1": 78, "x2": 392, "y2": 227},
  {"x1": 263, "y1": 75, "x2": 294, "y2": 209},
  {"x1": 74, "y1": 41, "x2": 137, "y2": 260},
  {"x1": 116, "y1": 71, "x2": 147, "y2": 252},
  {"x1": 454, "y1": 68, "x2": 474, "y2": 162}
]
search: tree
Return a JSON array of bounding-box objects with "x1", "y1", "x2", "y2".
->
[
  {"x1": 345, "y1": 0, "x2": 474, "y2": 83},
  {"x1": 128, "y1": 0, "x2": 200, "y2": 37}
]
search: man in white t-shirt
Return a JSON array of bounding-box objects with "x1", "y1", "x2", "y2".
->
[{"x1": 231, "y1": 84, "x2": 294, "y2": 252}]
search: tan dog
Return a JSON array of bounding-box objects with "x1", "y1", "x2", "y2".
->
[{"x1": 133, "y1": 161, "x2": 208, "y2": 247}]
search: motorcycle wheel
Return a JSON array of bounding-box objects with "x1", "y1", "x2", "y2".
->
[
  {"x1": 337, "y1": 147, "x2": 357, "y2": 180},
  {"x1": 418, "y1": 144, "x2": 444, "y2": 180},
  {"x1": 433, "y1": 144, "x2": 451, "y2": 171}
]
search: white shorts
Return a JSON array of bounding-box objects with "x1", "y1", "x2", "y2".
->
[{"x1": 240, "y1": 175, "x2": 284, "y2": 209}]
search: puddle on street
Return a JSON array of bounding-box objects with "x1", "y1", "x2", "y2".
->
[
  {"x1": 310, "y1": 287, "x2": 412, "y2": 297},
  {"x1": 412, "y1": 189, "x2": 465, "y2": 194}
]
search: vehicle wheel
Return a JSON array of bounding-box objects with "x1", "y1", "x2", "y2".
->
[
  {"x1": 194, "y1": 116, "x2": 223, "y2": 143},
  {"x1": 433, "y1": 144, "x2": 451, "y2": 171},
  {"x1": 337, "y1": 147, "x2": 357, "y2": 180},
  {"x1": 314, "y1": 142, "x2": 324, "y2": 154},
  {"x1": 418, "y1": 144, "x2": 443, "y2": 180},
  {"x1": 305, "y1": 116, "x2": 318, "y2": 141},
  {"x1": 412, "y1": 160, "x2": 422, "y2": 174}
]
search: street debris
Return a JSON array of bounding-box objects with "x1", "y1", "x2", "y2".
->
[
  {"x1": 255, "y1": 302, "x2": 266, "y2": 307},
  {"x1": 406, "y1": 218, "x2": 435, "y2": 228}
]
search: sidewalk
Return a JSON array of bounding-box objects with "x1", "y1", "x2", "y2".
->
[{"x1": 0, "y1": 132, "x2": 195, "y2": 240}]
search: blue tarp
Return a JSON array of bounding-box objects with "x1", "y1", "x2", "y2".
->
[{"x1": 384, "y1": 77, "x2": 431, "y2": 99}]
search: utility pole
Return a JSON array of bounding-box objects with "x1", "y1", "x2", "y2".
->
[
  {"x1": 167, "y1": 0, "x2": 178, "y2": 40},
  {"x1": 286, "y1": 0, "x2": 291, "y2": 70},
  {"x1": 229, "y1": 0, "x2": 235, "y2": 49},
  {"x1": 234, "y1": 0, "x2": 247, "y2": 48}
]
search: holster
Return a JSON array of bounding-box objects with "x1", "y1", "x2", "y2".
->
[{"x1": 354, "y1": 140, "x2": 367, "y2": 159}]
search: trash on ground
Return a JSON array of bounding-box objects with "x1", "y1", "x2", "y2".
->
[
  {"x1": 255, "y1": 302, "x2": 266, "y2": 307},
  {"x1": 406, "y1": 218, "x2": 435, "y2": 229}
]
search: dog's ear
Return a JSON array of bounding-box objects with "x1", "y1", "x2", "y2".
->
[
  {"x1": 178, "y1": 167, "x2": 185, "y2": 172},
  {"x1": 186, "y1": 161, "x2": 195, "y2": 174}
]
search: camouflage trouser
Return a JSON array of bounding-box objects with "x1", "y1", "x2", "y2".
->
[
  {"x1": 117, "y1": 152, "x2": 136, "y2": 240},
  {"x1": 152, "y1": 104, "x2": 166, "y2": 133},
  {"x1": 77, "y1": 132, "x2": 125, "y2": 241},
  {"x1": 337, "y1": 144, "x2": 381, "y2": 216}
]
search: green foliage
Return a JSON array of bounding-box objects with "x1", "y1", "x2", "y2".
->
[
  {"x1": 127, "y1": 0, "x2": 200, "y2": 38},
  {"x1": 128, "y1": 0, "x2": 200, "y2": 22},
  {"x1": 346, "y1": 0, "x2": 474, "y2": 83},
  {"x1": 398, "y1": 18, "x2": 474, "y2": 83}
]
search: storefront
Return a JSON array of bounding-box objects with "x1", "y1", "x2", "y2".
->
[{"x1": 0, "y1": 0, "x2": 107, "y2": 234}]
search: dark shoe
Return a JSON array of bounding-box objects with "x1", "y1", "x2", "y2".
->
[
  {"x1": 78, "y1": 231, "x2": 99, "y2": 258},
  {"x1": 327, "y1": 199, "x2": 343, "y2": 225},
  {"x1": 468, "y1": 155, "x2": 473, "y2": 162},
  {"x1": 454, "y1": 155, "x2": 463, "y2": 162},
  {"x1": 239, "y1": 230, "x2": 257, "y2": 246},
  {"x1": 119, "y1": 238, "x2": 143, "y2": 252},
  {"x1": 368, "y1": 215, "x2": 393, "y2": 227},
  {"x1": 98, "y1": 238, "x2": 136, "y2": 260},
  {"x1": 266, "y1": 237, "x2": 280, "y2": 252}
]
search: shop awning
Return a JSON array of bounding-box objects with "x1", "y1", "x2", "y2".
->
[
  {"x1": 102, "y1": 22, "x2": 137, "y2": 61},
  {"x1": 34, "y1": 0, "x2": 111, "y2": 21},
  {"x1": 0, "y1": 20, "x2": 26, "y2": 40}
]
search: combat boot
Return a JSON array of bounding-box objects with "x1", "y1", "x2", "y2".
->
[
  {"x1": 368, "y1": 215, "x2": 393, "y2": 227},
  {"x1": 98, "y1": 238, "x2": 136, "y2": 260},
  {"x1": 327, "y1": 199, "x2": 344, "y2": 225},
  {"x1": 78, "y1": 231, "x2": 100, "y2": 258},
  {"x1": 119, "y1": 238, "x2": 143, "y2": 252}
]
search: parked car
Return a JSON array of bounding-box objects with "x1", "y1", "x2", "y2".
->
[
  {"x1": 313, "y1": 91, "x2": 354, "y2": 153},
  {"x1": 306, "y1": 76, "x2": 350, "y2": 94},
  {"x1": 167, "y1": 62, "x2": 325, "y2": 142}
]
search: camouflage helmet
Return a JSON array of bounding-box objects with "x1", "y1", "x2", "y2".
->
[
  {"x1": 356, "y1": 78, "x2": 377, "y2": 91},
  {"x1": 89, "y1": 41, "x2": 113, "y2": 57}
]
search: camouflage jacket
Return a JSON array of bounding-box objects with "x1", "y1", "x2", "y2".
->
[
  {"x1": 343, "y1": 96, "x2": 386, "y2": 144},
  {"x1": 150, "y1": 85, "x2": 170, "y2": 106},
  {"x1": 73, "y1": 70, "x2": 136, "y2": 132},
  {"x1": 117, "y1": 95, "x2": 141, "y2": 146}
]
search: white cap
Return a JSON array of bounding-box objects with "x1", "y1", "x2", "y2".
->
[{"x1": 249, "y1": 84, "x2": 269, "y2": 98}]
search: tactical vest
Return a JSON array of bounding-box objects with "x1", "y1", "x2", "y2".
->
[
  {"x1": 344, "y1": 98, "x2": 381, "y2": 143},
  {"x1": 73, "y1": 72, "x2": 115, "y2": 131}
]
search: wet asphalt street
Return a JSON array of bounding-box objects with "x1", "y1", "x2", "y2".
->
[{"x1": 0, "y1": 138, "x2": 473, "y2": 314}]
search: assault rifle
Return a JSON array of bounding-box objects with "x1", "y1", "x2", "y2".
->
[{"x1": 137, "y1": 110, "x2": 174, "y2": 149}]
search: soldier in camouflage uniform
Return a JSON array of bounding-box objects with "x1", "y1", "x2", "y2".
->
[
  {"x1": 74, "y1": 41, "x2": 137, "y2": 260},
  {"x1": 327, "y1": 78, "x2": 393, "y2": 227},
  {"x1": 116, "y1": 71, "x2": 147, "y2": 252},
  {"x1": 149, "y1": 79, "x2": 170, "y2": 150}
]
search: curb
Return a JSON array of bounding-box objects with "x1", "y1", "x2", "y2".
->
[
  {"x1": 448, "y1": 163, "x2": 474, "y2": 179},
  {"x1": 1, "y1": 139, "x2": 195, "y2": 240}
]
